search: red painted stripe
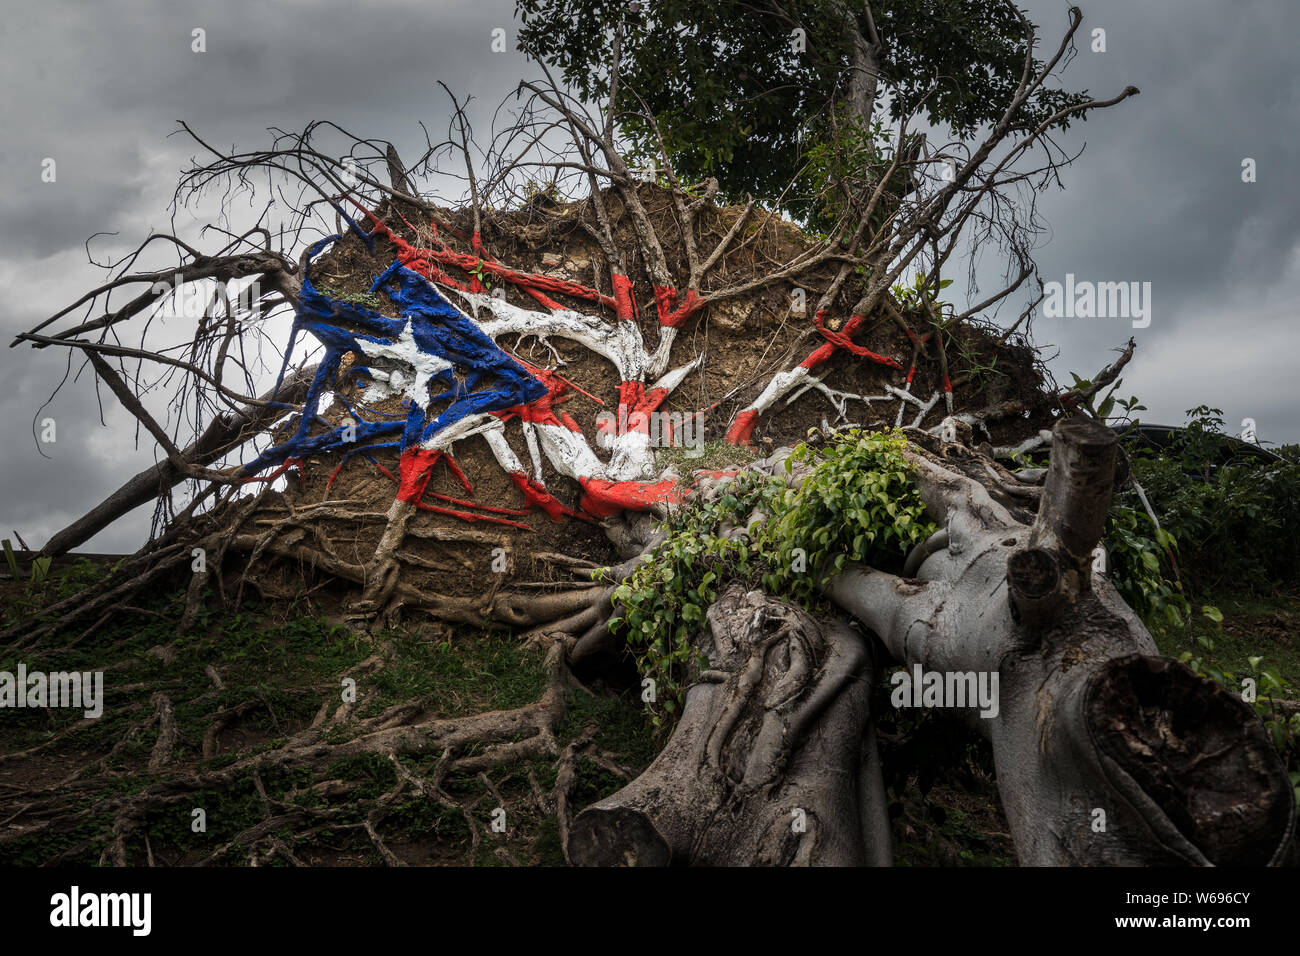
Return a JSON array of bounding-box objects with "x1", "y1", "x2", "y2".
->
[
  {"x1": 652, "y1": 285, "x2": 676, "y2": 324},
  {"x1": 358, "y1": 211, "x2": 620, "y2": 312},
  {"x1": 611, "y1": 272, "x2": 637, "y2": 321},
  {"x1": 381, "y1": 455, "x2": 535, "y2": 528},
  {"x1": 614, "y1": 380, "x2": 673, "y2": 435},
  {"x1": 640, "y1": 386, "x2": 670, "y2": 414},
  {"x1": 799, "y1": 343, "x2": 836, "y2": 369},
  {"x1": 395, "y1": 448, "x2": 443, "y2": 503},
  {"x1": 508, "y1": 472, "x2": 578, "y2": 522},
  {"x1": 521, "y1": 286, "x2": 565, "y2": 311},
  {"x1": 512, "y1": 359, "x2": 603, "y2": 407},
  {"x1": 413, "y1": 500, "x2": 531, "y2": 530},
  {"x1": 579, "y1": 477, "x2": 683, "y2": 518},
  {"x1": 618, "y1": 380, "x2": 646, "y2": 410},
  {"x1": 242, "y1": 457, "x2": 302, "y2": 484},
  {"x1": 725, "y1": 408, "x2": 760, "y2": 445},
  {"x1": 653, "y1": 285, "x2": 704, "y2": 328},
  {"x1": 812, "y1": 313, "x2": 904, "y2": 370},
  {"x1": 441, "y1": 454, "x2": 473, "y2": 493},
  {"x1": 496, "y1": 365, "x2": 586, "y2": 431},
  {"x1": 422, "y1": 491, "x2": 530, "y2": 516}
]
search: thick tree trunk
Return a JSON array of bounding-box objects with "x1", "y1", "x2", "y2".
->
[
  {"x1": 825, "y1": 420, "x2": 1297, "y2": 865},
  {"x1": 573, "y1": 420, "x2": 1296, "y2": 866},
  {"x1": 568, "y1": 584, "x2": 890, "y2": 866},
  {"x1": 830, "y1": 0, "x2": 881, "y2": 128}
]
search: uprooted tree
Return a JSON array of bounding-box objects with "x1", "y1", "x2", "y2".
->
[{"x1": 3, "y1": 2, "x2": 1294, "y2": 866}]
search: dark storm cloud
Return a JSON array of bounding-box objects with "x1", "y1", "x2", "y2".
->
[
  {"x1": 1013, "y1": 0, "x2": 1300, "y2": 439},
  {"x1": 1, "y1": 0, "x2": 1297, "y2": 553},
  {"x1": 0, "y1": 344, "x2": 147, "y2": 550},
  {"x1": 1038, "y1": 3, "x2": 1298, "y2": 296},
  {"x1": 0, "y1": 0, "x2": 525, "y2": 551}
]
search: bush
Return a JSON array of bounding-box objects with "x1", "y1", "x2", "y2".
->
[
  {"x1": 1116, "y1": 407, "x2": 1300, "y2": 594},
  {"x1": 1104, "y1": 504, "x2": 1193, "y2": 635},
  {"x1": 609, "y1": 427, "x2": 935, "y2": 725}
]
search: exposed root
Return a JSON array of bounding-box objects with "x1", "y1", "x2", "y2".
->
[{"x1": 0, "y1": 638, "x2": 580, "y2": 866}]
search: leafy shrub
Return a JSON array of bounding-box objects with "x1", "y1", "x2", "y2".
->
[
  {"x1": 756, "y1": 428, "x2": 936, "y2": 603},
  {"x1": 1178, "y1": 650, "x2": 1300, "y2": 802},
  {"x1": 1105, "y1": 505, "x2": 1194, "y2": 635},
  {"x1": 610, "y1": 427, "x2": 935, "y2": 725},
  {"x1": 608, "y1": 469, "x2": 781, "y2": 726},
  {"x1": 1116, "y1": 407, "x2": 1300, "y2": 593}
]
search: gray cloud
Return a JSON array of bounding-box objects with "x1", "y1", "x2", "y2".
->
[
  {"x1": 1012, "y1": 0, "x2": 1300, "y2": 437},
  {"x1": 2, "y1": 0, "x2": 1297, "y2": 555}
]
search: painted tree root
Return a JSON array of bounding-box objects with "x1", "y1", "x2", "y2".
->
[
  {"x1": 826, "y1": 419, "x2": 1296, "y2": 865},
  {"x1": 568, "y1": 585, "x2": 891, "y2": 866}
]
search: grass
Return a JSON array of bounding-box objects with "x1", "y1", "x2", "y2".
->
[
  {"x1": 0, "y1": 560, "x2": 661, "y2": 866},
  {"x1": 4, "y1": 558, "x2": 1295, "y2": 867},
  {"x1": 557, "y1": 687, "x2": 661, "y2": 769},
  {"x1": 361, "y1": 626, "x2": 549, "y2": 721},
  {"x1": 1155, "y1": 588, "x2": 1300, "y2": 697},
  {"x1": 655, "y1": 438, "x2": 758, "y2": 474}
]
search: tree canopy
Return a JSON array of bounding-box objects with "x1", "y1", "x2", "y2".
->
[{"x1": 517, "y1": 0, "x2": 1097, "y2": 219}]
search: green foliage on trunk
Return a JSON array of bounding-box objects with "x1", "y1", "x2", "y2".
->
[{"x1": 610, "y1": 428, "x2": 935, "y2": 723}]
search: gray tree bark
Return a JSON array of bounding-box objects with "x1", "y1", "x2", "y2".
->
[
  {"x1": 569, "y1": 585, "x2": 890, "y2": 866},
  {"x1": 571, "y1": 420, "x2": 1297, "y2": 866},
  {"x1": 825, "y1": 420, "x2": 1296, "y2": 865}
]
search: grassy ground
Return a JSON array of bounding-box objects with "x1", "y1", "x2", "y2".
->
[
  {"x1": 1, "y1": 561, "x2": 1293, "y2": 867},
  {"x1": 655, "y1": 438, "x2": 760, "y2": 474},
  {"x1": 0, "y1": 560, "x2": 663, "y2": 866},
  {"x1": 1165, "y1": 589, "x2": 1300, "y2": 695}
]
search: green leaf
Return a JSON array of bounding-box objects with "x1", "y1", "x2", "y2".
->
[
  {"x1": 1201, "y1": 605, "x2": 1223, "y2": 624},
  {"x1": 1, "y1": 540, "x2": 18, "y2": 581},
  {"x1": 31, "y1": 557, "x2": 51, "y2": 585}
]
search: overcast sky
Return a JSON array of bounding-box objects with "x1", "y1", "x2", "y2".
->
[{"x1": 1, "y1": 0, "x2": 1297, "y2": 554}]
